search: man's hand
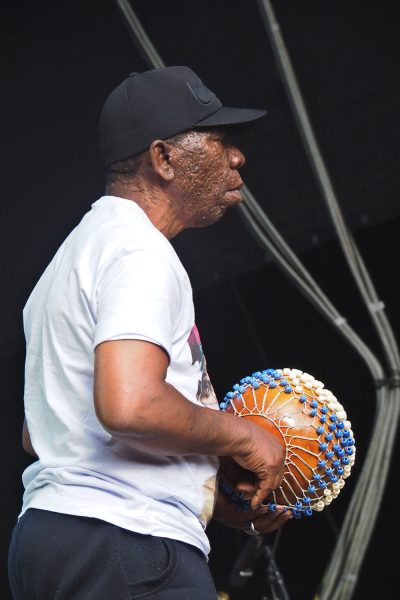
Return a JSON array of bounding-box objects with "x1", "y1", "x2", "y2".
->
[
  {"x1": 229, "y1": 423, "x2": 286, "y2": 509},
  {"x1": 213, "y1": 489, "x2": 292, "y2": 534}
]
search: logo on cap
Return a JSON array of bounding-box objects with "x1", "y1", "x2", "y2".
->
[{"x1": 187, "y1": 82, "x2": 215, "y2": 105}]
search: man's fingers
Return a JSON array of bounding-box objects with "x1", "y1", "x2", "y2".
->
[
  {"x1": 253, "y1": 507, "x2": 292, "y2": 534},
  {"x1": 250, "y1": 485, "x2": 272, "y2": 510}
]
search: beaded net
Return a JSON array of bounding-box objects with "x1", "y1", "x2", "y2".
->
[{"x1": 219, "y1": 368, "x2": 355, "y2": 518}]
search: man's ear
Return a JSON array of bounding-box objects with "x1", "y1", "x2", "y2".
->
[{"x1": 148, "y1": 140, "x2": 175, "y2": 182}]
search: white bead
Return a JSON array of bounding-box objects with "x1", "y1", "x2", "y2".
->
[
  {"x1": 304, "y1": 381, "x2": 312, "y2": 389},
  {"x1": 338, "y1": 479, "x2": 345, "y2": 488},
  {"x1": 294, "y1": 385, "x2": 303, "y2": 394},
  {"x1": 337, "y1": 411, "x2": 347, "y2": 420},
  {"x1": 283, "y1": 368, "x2": 291, "y2": 375},
  {"x1": 324, "y1": 488, "x2": 331, "y2": 496},
  {"x1": 314, "y1": 380, "x2": 324, "y2": 388},
  {"x1": 328, "y1": 402, "x2": 336, "y2": 411},
  {"x1": 345, "y1": 420, "x2": 352, "y2": 429},
  {"x1": 315, "y1": 388, "x2": 322, "y2": 395},
  {"x1": 324, "y1": 496, "x2": 332, "y2": 505},
  {"x1": 292, "y1": 378, "x2": 300, "y2": 386},
  {"x1": 317, "y1": 501, "x2": 325, "y2": 510}
]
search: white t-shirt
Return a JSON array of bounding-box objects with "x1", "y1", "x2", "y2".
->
[{"x1": 21, "y1": 195, "x2": 219, "y2": 556}]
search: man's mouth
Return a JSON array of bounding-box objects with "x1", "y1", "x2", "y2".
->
[{"x1": 226, "y1": 189, "x2": 243, "y2": 202}]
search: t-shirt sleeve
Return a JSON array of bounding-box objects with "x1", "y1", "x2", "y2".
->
[{"x1": 94, "y1": 250, "x2": 181, "y2": 359}]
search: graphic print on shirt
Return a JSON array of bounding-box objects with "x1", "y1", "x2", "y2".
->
[
  {"x1": 187, "y1": 324, "x2": 219, "y2": 526},
  {"x1": 187, "y1": 325, "x2": 218, "y2": 410}
]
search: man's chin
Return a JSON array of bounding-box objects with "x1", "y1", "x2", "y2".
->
[{"x1": 195, "y1": 208, "x2": 227, "y2": 228}]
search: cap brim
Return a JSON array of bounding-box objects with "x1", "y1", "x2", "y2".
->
[{"x1": 194, "y1": 106, "x2": 267, "y2": 128}]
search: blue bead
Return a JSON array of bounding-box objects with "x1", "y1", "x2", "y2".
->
[
  {"x1": 240, "y1": 378, "x2": 247, "y2": 384},
  {"x1": 332, "y1": 459, "x2": 340, "y2": 468},
  {"x1": 320, "y1": 406, "x2": 329, "y2": 414},
  {"x1": 253, "y1": 382, "x2": 260, "y2": 390},
  {"x1": 320, "y1": 416, "x2": 327, "y2": 423},
  {"x1": 319, "y1": 480, "x2": 327, "y2": 489},
  {"x1": 274, "y1": 373, "x2": 282, "y2": 380},
  {"x1": 305, "y1": 508, "x2": 313, "y2": 517},
  {"x1": 325, "y1": 433, "x2": 333, "y2": 441},
  {"x1": 219, "y1": 402, "x2": 226, "y2": 410},
  {"x1": 316, "y1": 426, "x2": 324, "y2": 434},
  {"x1": 233, "y1": 384, "x2": 240, "y2": 391},
  {"x1": 317, "y1": 459, "x2": 326, "y2": 468},
  {"x1": 340, "y1": 439, "x2": 348, "y2": 447},
  {"x1": 330, "y1": 475, "x2": 338, "y2": 482},
  {"x1": 299, "y1": 394, "x2": 307, "y2": 403},
  {"x1": 337, "y1": 449, "x2": 345, "y2": 458},
  {"x1": 269, "y1": 503, "x2": 277, "y2": 512},
  {"x1": 336, "y1": 420, "x2": 345, "y2": 429},
  {"x1": 303, "y1": 496, "x2": 311, "y2": 504},
  {"x1": 310, "y1": 409, "x2": 317, "y2": 416},
  {"x1": 293, "y1": 510, "x2": 302, "y2": 519},
  {"x1": 337, "y1": 467, "x2": 344, "y2": 475},
  {"x1": 319, "y1": 442, "x2": 328, "y2": 451},
  {"x1": 343, "y1": 430, "x2": 351, "y2": 438},
  {"x1": 326, "y1": 450, "x2": 334, "y2": 459},
  {"x1": 325, "y1": 467, "x2": 333, "y2": 475},
  {"x1": 226, "y1": 391, "x2": 235, "y2": 399},
  {"x1": 335, "y1": 429, "x2": 343, "y2": 438},
  {"x1": 330, "y1": 414, "x2": 338, "y2": 422},
  {"x1": 308, "y1": 485, "x2": 317, "y2": 493},
  {"x1": 222, "y1": 483, "x2": 233, "y2": 494},
  {"x1": 328, "y1": 423, "x2": 336, "y2": 431},
  {"x1": 285, "y1": 385, "x2": 292, "y2": 393},
  {"x1": 252, "y1": 371, "x2": 262, "y2": 378},
  {"x1": 347, "y1": 438, "x2": 355, "y2": 446},
  {"x1": 269, "y1": 381, "x2": 277, "y2": 388},
  {"x1": 313, "y1": 473, "x2": 321, "y2": 481},
  {"x1": 333, "y1": 444, "x2": 341, "y2": 453},
  {"x1": 238, "y1": 386, "x2": 245, "y2": 394},
  {"x1": 261, "y1": 376, "x2": 269, "y2": 384},
  {"x1": 342, "y1": 457, "x2": 350, "y2": 465},
  {"x1": 310, "y1": 400, "x2": 318, "y2": 408},
  {"x1": 280, "y1": 379, "x2": 287, "y2": 386},
  {"x1": 345, "y1": 447, "x2": 354, "y2": 455},
  {"x1": 295, "y1": 501, "x2": 303, "y2": 509}
]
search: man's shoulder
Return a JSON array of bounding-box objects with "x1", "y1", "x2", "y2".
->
[{"x1": 86, "y1": 196, "x2": 185, "y2": 275}]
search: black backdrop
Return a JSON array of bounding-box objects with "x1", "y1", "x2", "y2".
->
[{"x1": 2, "y1": 1, "x2": 400, "y2": 598}]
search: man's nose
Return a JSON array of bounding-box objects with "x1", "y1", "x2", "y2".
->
[{"x1": 230, "y1": 145, "x2": 246, "y2": 169}]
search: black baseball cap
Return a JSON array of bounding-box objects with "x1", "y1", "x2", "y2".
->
[{"x1": 99, "y1": 66, "x2": 266, "y2": 166}]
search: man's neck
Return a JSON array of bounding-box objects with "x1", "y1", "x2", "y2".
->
[{"x1": 105, "y1": 182, "x2": 185, "y2": 240}]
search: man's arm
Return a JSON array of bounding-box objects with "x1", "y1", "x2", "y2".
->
[
  {"x1": 22, "y1": 418, "x2": 38, "y2": 458},
  {"x1": 94, "y1": 339, "x2": 285, "y2": 509}
]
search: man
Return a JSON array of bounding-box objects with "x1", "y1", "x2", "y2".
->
[{"x1": 9, "y1": 66, "x2": 290, "y2": 599}]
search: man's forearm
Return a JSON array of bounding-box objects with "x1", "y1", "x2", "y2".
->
[
  {"x1": 22, "y1": 418, "x2": 38, "y2": 458},
  {"x1": 99, "y1": 379, "x2": 252, "y2": 459}
]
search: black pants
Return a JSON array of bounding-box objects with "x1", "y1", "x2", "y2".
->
[{"x1": 8, "y1": 509, "x2": 217, "y2": 599}]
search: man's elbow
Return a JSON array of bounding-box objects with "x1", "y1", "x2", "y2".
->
[{"x1": 94, "y1": 390, "x2": 161, "y2": 437}]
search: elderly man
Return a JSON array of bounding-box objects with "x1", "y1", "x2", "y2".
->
[{"x1": 9, "y1": 66, "x2": 289, "y2": 599}]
